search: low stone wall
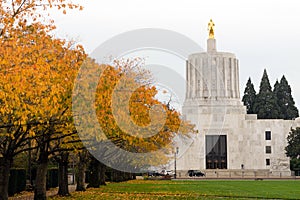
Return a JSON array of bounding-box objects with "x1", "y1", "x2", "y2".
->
[
  {"x1": 176, "y1": 169, "x2": 292, "y2": 179},
  {"x1": 204, "y1": 170, "x2": 270, "y2": 178}
]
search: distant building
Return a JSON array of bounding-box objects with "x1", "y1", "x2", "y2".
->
[{"x1": 175, "y1": 22, "x2": 300, "y2": 177}]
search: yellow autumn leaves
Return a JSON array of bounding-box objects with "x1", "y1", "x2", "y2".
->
[{"x1": 0, "y1": 1, "x2": 196, "y2": 170}]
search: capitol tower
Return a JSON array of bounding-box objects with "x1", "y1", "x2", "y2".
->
[{"x1": 175, "y1": 20, "x2": 298, "y2": 178}]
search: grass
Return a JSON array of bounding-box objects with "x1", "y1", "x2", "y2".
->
[{"x1": 50, "y1": 179, "x2": 300, "y2": 199}]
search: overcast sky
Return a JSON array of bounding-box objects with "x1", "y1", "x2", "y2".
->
[{"x1": 51, "y1": 0, "x2": 300, "y2": 107}]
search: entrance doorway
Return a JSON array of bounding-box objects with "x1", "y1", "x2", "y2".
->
[{"x1": 206, "y1": 135, "x2": 227, "y2": 169}]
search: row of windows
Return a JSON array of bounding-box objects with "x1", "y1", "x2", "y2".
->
[
  {"x1": 265, "y1": 131, "x2": 271, "y2": 166},
  {"x1": 264, "y1": 131, "x2": 275, "y2": 166}
]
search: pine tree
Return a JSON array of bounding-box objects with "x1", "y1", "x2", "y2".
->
[
  {"x1": 253, "y1": 69, "x2": 280, "y2": 119},
  {"x1": 273, "y1": 80, "x2": 284, "y2": 118},
  {"x1": 242, "y1": 78, "x2": 256, "y2": 114},
  {"x1": 274, "y1": 75, "x2": 299, "y2": 120}
]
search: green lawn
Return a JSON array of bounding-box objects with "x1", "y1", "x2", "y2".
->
[{"x1": 50, "y1": 179, "x2": 300, "y2": 199}]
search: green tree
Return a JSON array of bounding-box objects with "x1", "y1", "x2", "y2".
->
[
  {"x1": 242, "y1": 78, "x2": 256, "y2": 114},
  {"x1": 273, "y1": 80, "x2": 284, "y2": 118},
  {"x1": 253, "y1": 69, "x2": 280, "y2": 119},
  {"x1": 285, "y1": 127, "x2": 300, "y2": 159},
  {"x1": 274, "y1": 76, "x2": 299, "y2": 120},
  {"x1": 290, "y1": 158, "x2": 300, "y2": 175}
]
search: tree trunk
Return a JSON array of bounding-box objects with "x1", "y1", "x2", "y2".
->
[
  {"x1": 34, "y1": 152, "x2": 48, "y2": 200},
  {"x1": 58, "y1": 152, "x2": 70, "y2": 196},
  {"x1": 87, "y1": 157, "x2": 106, "y2": 188},
  {"x1": 112, "y1": 169, "x2": 123, "y2": 182},
  {"x1": 0, "y1": 157, "x2": 11, "y2": 200},
  {"x1": 99, "y1": 162, "x2": 106, "y2": 186},
  {"x1": 76, "y1": 151, "x2": 87, "y2": 191},
  {"x1": 75, "y1": 161, "x2": 86, "y2": 191},
  {"x1": 87, "y1": 156, "x2": 100, "y2": 188}
]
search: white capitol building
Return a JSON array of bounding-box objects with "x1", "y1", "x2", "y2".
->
[{"x1": 173, "y1": 21, "x2": 300, "y2": 178}]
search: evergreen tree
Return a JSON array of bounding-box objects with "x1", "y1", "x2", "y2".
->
[
  {"x1": 274, "y1": 75, "x2": 299, "y2": 120},
  {"x1": 285, "y1": 127, "x2": 300, "y2": 159},
  {"x1": 253, "y1": 69, "x2": 280, "y2": 119},
  {"x1": 242, "y1": 78, "x2": 256, "y2": 114},
  {"x1": 273, "y1": 80, "x2": 284, "y2": 118}
]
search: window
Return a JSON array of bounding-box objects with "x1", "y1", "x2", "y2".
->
[
  {"x1": 266, "y1": 159, "x2": 270, "y2": 166},
  {"x1": 266, "y1": 146, "x2": 271, "y2": 154},
  {"x1": 265, "y1": 131, "x2": 271, "y2": 140}
]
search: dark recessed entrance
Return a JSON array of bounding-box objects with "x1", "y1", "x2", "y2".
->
[{"x1": 206, "y1": 135, "x2": 227, "y2": 169}]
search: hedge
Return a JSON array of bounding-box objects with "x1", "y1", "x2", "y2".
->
[
  {"x1": 8, "y1": 168, "x2": 26, "y2": 196},
  {"x1": 47, "y1": 168, "x2": 58, "y2": 189}
]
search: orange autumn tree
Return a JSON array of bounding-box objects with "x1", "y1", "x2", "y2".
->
[
  {"x1": 73, "y1": 57, "x2": 196, "y2": 186},
  {"x1": 71, "y1": 52, "x2": 186, "y2": 192},
  {"x1": 0, "y1": 0, "x2": 83, "y2": 37},
  {"x1": 0, "y1": 1, "x2": 85, "y2": 200},
  {"x1": 0, "y1": 24, "x2": 85, "y2": 200},
  {"x1": 97, "y1": 59, "x2": 182, "y2": 155}
]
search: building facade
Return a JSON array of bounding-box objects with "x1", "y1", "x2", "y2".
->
[{"x1": 175, "y1": 35, "x2": 299, "y2": 178}]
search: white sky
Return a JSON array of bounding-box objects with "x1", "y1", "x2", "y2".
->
[{"x1": 51, "y1": 0, "x2": 300, "y2": 107}]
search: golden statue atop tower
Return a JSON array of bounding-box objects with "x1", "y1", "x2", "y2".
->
[{"x1": 208, "y1": 19, "x2": 215, "y2": 39}]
